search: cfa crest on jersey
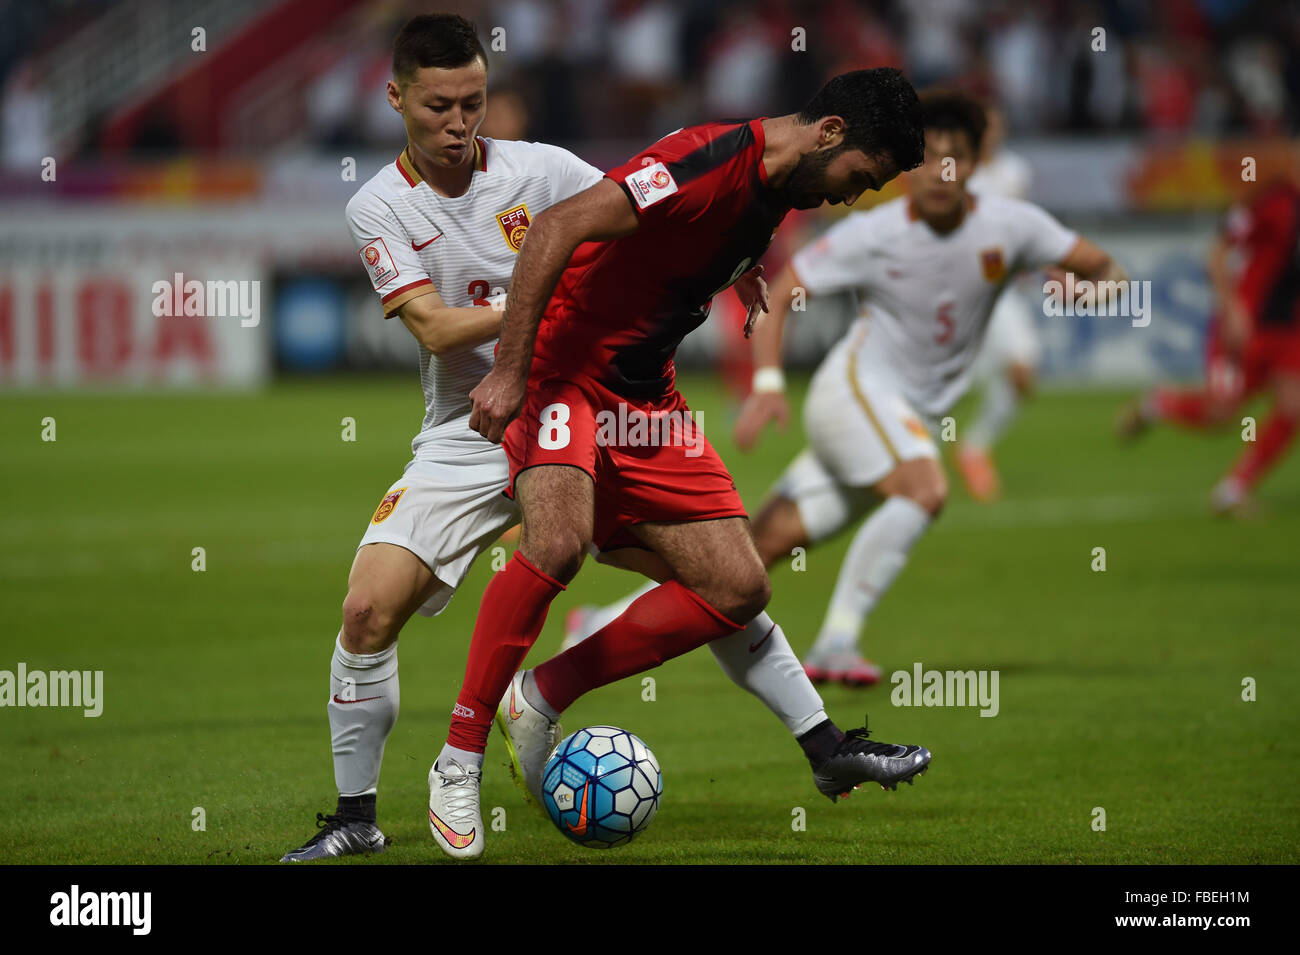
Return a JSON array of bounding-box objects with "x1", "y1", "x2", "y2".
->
[
  {"x1": 625, "y1": 161, "x2": 678, "y2": 209},
  {"x1": 980, "y1": 247, "x2": 1006, "y2": 282},
  {"x1": 371, "y1": 487, "x2": 407, "y2": 524},
  {"x1": 360, "y1": 238, "x2": 399, "y2": 290},
  {"x1": 496, "y1": 204, "x2": 531, "y2": 252}
]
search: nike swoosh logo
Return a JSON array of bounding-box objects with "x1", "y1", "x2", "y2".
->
[
  {"x1": 429, "y1": 808, "x2": 476, "y2": 849},
  {"x1": 749, "y1": 623, "x2": 776, "y2": 653},
  {"x1": 564, "y1": 782, "x2": 590, "y2": 836},
  {"x1": 508, "y1": 684, "x2": 524, "y2": 721},
  {"x1": 411, "y1": 235, "x2": 442, "y2": 250},
  {"x1": 333, "y1": 695, "x2": 383, "y2": 704}
]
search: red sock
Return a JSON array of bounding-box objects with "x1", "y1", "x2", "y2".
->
[
  {"x1": 446, "y1": 553, "x2": 565, "y2": 752},
  {"x1": 1230, "y1": 411, "x2": 1298, "y2": 489},
  {"x1": 532, "y1": 580, "x2": 742, "y2": 714},
  {"x1": 1151, "y1": 387, "x2": 1212, "y2": 428}
]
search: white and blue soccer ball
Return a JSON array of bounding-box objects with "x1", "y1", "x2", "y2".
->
[{"x1": 541, "y1": 726, "x2": 662, "y2": 849}]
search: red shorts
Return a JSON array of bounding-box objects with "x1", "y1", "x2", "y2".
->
[
  {"x1": 501, "y1": 375, "x2": 747, "y2": 551},
  {"x1": 1205, "y1": 320, "x2": 1300, "y2": 401}
]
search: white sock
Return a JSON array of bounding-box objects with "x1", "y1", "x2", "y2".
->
[
  {"x1": 709, "y1": 611, "x2": 827, "y2": 736},
  {"x1": 329, "y1": 636, "x2": 399, "y2": 797},
  {"x1": 811, "y1": 496, "x2": 931, "y2": 656},
  {"x1": 578, "y1": 581, "x2": 658, "y2": 639},
  {"x1": 521, "y1": 669, "x2": 560, "y2": 720},
  {"x1": 965, "y1": 373, "x2": 1021, "y2": 451},
  {"x1": 435, "y1": 744, "x2": 484, "y2": 772}
]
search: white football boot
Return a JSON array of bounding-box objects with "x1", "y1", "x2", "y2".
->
[
  {"x1": 495, "y1": 670, "x2": 562, "y2": 806},
  {"x1": 427, "y1": 758, "x2": 484, "y2": 860}
]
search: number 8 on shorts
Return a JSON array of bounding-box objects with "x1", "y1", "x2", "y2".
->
[{"x1": 538, "y1": 402, "x2": 571, "y2": 450}]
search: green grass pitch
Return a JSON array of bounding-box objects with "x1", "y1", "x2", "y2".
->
[{"x1": 1, "y1": 373, "x2": 1296, "y2": 864}]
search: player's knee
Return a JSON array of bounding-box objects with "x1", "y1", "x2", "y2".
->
[
  {"x1": 521, "y1": 532, "x2": 588, "y2": 585},
  {"x1": 717, "y1": 569, "x2": 771, "y2": 624},
  {"x1": 906, "y1": 471, "x2": 947, "y2": 517},
  {"x1": 340, "y1": 590, "x2": 402, "y2": 653}
]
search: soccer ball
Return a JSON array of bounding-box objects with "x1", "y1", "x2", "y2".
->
[{"x1": 541, "y1": 726, "x2": 662, "y2": 849}]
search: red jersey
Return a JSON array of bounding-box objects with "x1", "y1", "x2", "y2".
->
[
  {"x1": 1223, "y1": 181, "x2": 1300, "y2": 328},
  {"x1": 531, "y1": 119, "x2": 792, "y2": 399}
]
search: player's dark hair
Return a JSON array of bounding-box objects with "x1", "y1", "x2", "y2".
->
[
  {"x1": 393, "y1": 14, "x2": 487, "y2": 85},
  {"x1": 918, "y1": 89, "x2": 988, "y2": 155},
  {"x1": 798, "y1": 68, "x2": 925, "y2": 172}
]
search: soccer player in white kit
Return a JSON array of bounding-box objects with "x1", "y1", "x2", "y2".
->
[
  {"x1": 955, "y1": 106, "x2": 1044, "y2": 501},
  {"x1": 280, "y1": 14, "x2": 606, "y2": 861},
  {"x1": 285, "y1": 14, "x2": 931, "y2": 863},
  {"x1": 726, "y1": 91, "x2": 1130, "y2": 685}
]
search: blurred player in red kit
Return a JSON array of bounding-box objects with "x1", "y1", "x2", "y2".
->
[
  {"x1": 1119, "y1": 177, "x2": 1300, "y2": 514},
  {"x1": 427, "y1": 69, "x2": 934, "y2": 859}
]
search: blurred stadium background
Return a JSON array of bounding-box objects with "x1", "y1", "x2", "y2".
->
[{"x1": 2, "y1": 0, "x2": 1298, "y2": 389}]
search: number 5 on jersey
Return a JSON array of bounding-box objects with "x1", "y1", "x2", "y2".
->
[{"x1": 539, "y1": 402, "x2": 571, "y2": 450}]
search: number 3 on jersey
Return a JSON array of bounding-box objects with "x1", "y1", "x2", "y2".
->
[{"x1": 538, "y1": 402, "x2": 571, "y2": 449}]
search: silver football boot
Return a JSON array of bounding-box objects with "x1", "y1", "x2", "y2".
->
[
  {"x1": 812, "y1": 716, "x2": 931, "y2": 802},
  {"x1": 280, "y1": 811, "x2": 388, "y2": 862}
]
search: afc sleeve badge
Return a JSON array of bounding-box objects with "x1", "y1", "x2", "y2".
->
[
  {"x1": 496, "y1": 204, "x2": 531, "y2": 252},
  {"x1": 360, "y1": 238, "x2": 399, "y2": 290}
]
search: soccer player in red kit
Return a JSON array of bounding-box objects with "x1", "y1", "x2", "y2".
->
[
  {"x1": 424, "y1": 69, "x2": 931, "y2": 858},
  {"x1": 1119, "y1": 177, "x2": 1300, "y2": 513}
]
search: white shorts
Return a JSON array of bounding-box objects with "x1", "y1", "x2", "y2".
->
[
  {"x1": 357, "y1": 449, "x2": 518, "y2": 617},
  {"x1": 974, "y1": 288, "x2": 1041, "y2": 377},
  {"x1": 775, "y1": 347, "x2": 938, "y2": 542}
]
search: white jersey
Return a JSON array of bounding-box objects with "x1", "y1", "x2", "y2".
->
[
  {"x1": 346, "y1": 137, "x2": 603, "y2": 460},
  {"x1": 791, "y1": 195, "x2": 1076, "y2": 418}
]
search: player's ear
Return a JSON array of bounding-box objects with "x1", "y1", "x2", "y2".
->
[
  {"x1": 387, "y1": 79, "x2": 404, "y2": 115},
  {"x1": 817, "y1": 116, "x2": 846, "y2": 151}
]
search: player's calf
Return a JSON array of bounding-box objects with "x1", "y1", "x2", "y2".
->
[{"x1": 633, "y1": 516, "x2": 771, "y2": 623}]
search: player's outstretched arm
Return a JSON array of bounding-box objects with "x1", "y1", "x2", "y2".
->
[
  {"x1": 733, "y1": 262, "x2": 802, "y2": 451},
  {"x1": 1051, "y1": 236, "x2": 1130, "y2": 309},
  {"x1": 397, "y1": 288, "x2": 505, "y2": 355},
  {"x1": 469, "y1": 178, "x2": 640, "y2": 442}
]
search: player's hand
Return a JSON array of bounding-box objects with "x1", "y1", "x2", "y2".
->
[
  {"x1": 469, "y1": 365, "x2": 526, "y2": 443},
  {"x1": 735, "y1": 265, "x2": 770, "y2": 338},
  {"x1": 733, "y1": 390, "x2": 789, "y2": 451},
  {"x1": 1219, "y1": 296, "x2": 1252, "y2": 357}
]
